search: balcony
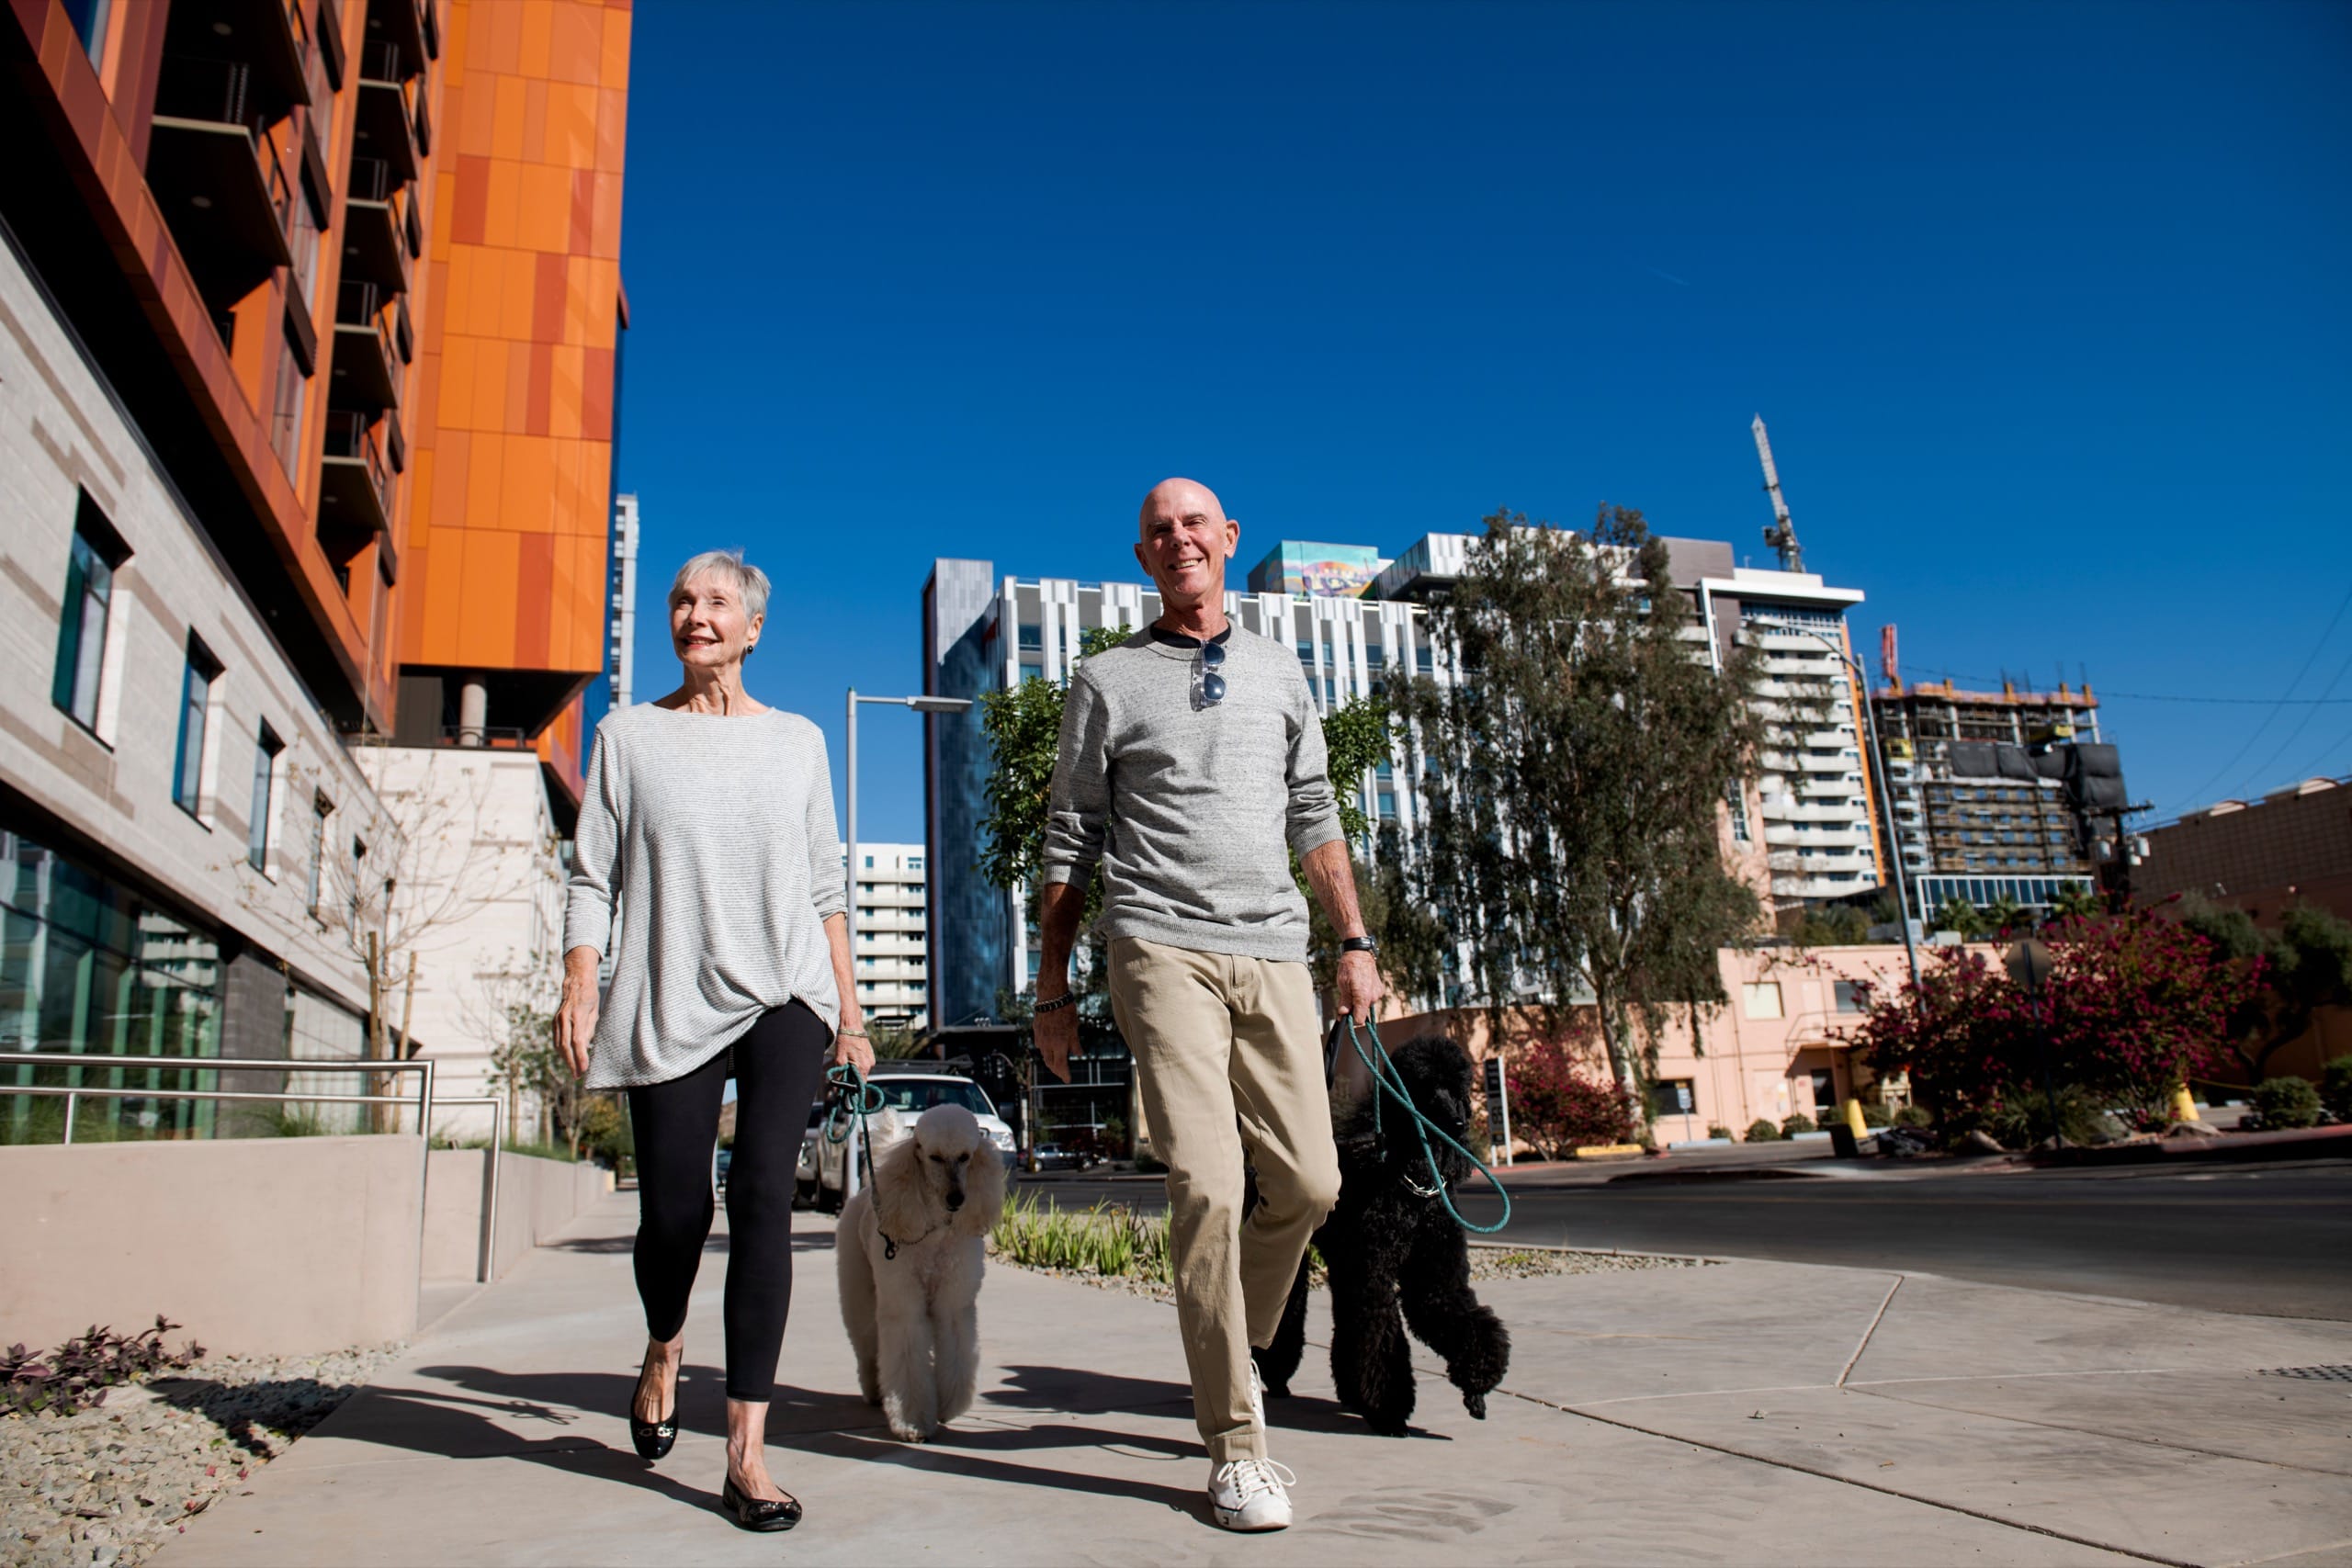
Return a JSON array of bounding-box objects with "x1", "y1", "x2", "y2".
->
[
  {"x1": 331, "y1": 283, "x2": 401, "y2": 411},
  {"x1": 318, "y1": 411, "x2": 390, "y2": 564},
  {"x1": 145, "y1": 59, "x2": 295, "y2": 310},
  {"x1": 1795, "y1": 753, "x2": 1853, "y2": 773},
  {"x1": 364, "y1": 0, "x2": 431, "y2": 80},
  {"x1": 342, "y1": 159, "x2": 410, "y2": 294},
  {"x1": 1799, "y1": 779, "x2": 1855, "y2": 800},
  {"x1": 354, "y1": 46, "x2": 421, "y2": 185}
]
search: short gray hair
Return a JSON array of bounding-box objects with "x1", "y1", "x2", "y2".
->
[{"x1": 669, "y1": 549, "x2": 771, "y2": 624}]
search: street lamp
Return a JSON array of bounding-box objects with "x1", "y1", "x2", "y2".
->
[
  {"x1": 842, "y1": 689, "x2": 973, "y2": 1033},
  {"x1": 1750, "y1": 620, "x2": 1920, "y2": 989}
]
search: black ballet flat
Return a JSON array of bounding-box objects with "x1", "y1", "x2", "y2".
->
[
  {"x1": 721, "y1": 1476, "x2": 803, "y2": 1532},
  {"x1": 628, "y1": 1355, "x2": 678, "y2": 1461}
]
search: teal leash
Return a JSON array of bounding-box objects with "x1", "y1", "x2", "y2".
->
[
  {"x1": 1343, "y1": 1018, "x2": 1513, "y2": 1235},
  {"x1": 824, "y1": 1061, "x2": 899, "y2": 1258}
]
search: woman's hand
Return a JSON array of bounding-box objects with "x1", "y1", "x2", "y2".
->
[
  {"x1": 831, "y1": 1015, "x2": 876, "y2": 1079},
  {"x1": 553, "y1": 946, "x2": 603, "y2": 1077}
]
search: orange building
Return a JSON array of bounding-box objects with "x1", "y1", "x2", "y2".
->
[{"x1": 392, "y1": 0, "x2": 629, "y2": 809}]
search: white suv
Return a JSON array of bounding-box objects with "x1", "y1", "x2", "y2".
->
[{"x1": 808, "y1": 1070, "x2": 1017, "y2": 1213}]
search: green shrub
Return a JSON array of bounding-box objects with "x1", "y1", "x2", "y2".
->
[
  {"x1": 1860, "y1": 1102, "x2": 1892, "y2": 1128},
  {"x1": 1984, "y1": 1085, "x2": 2112, "y2": 1147},
  {"x1": 1892, "y1": 1103, "x2": 1933, "y2": 1129},
  {"x1": 1743, "y1": 1118, "x2": 1782, "y2": 1143},
  {"x1": 2252, "y1": 1076, "x2": 2323, "y2": 1130},
  {"x1": 1134, "y1": 1150, "x2": 1167, "y2": 1175},
  {"x1": 989, "y1": 1190, "x2": 1171, "y2": 1281},
  {"x1": 1781, "y1": 1113, "x2": 1817, "y2": 1136},
  {"x1": 2321, "y1": 1056, "x2": 2352, "y2": 1119},
  {"x1": 1705, "y1": 1124, "x2": 1734, "y2": 1142}
]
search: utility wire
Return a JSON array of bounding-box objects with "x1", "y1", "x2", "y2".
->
[
  {"x1": 2227, "y1": 644, "x2": 2352, "y2": 800},
  {"x1": 2157, "y1": 580, "x2": 2352, "y2": 817}
]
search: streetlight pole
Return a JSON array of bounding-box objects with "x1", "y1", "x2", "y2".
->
[
  {"x1": 1756, "y1": 622, "x2": 1919, "y2": 989},
  {"x1": 842, "y1": 688, "x2": 975, "y2": 1034}
]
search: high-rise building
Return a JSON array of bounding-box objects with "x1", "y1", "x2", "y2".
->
[
  {"x1": 607, "y1": 491, "x2": 639, "y2": 709},
  {"x1": 1870, "y1": 679, "x2": 2108, "y2": 919},
  {"x1": 845, "y1": 843, "x2": 930, "y2": 1030},
  {"x1": 921, "y1": 527, "x2": 1872, "y2": 1028},
  {"x1": 0, "y1": 0, "x2": 627, "y2": 1143}
]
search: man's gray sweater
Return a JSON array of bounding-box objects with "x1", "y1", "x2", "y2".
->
[{"x1": 1041, "y1": 626, "x2": 1343, "y2": 963}]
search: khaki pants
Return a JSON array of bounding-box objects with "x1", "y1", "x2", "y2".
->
[{"x1": 1107, "y1": 937, "x2": 1340, "y2": 1462}]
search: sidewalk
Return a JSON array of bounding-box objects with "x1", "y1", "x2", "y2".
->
[{"x1": 155, "y1": 1195, "x2": 2352, "y2": 1566}]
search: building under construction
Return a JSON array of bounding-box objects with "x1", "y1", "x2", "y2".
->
[{"x1": 1871, "y1": 673, "x2": 2122, "y2": 919}]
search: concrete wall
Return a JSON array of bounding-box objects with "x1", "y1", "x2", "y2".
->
[
  {"x1": 0, "y1": 1136, "x2": 423, "y2": 1358},
  {"x1": 421, "y1": 1147, "x2": 611, "y2": 1283}
]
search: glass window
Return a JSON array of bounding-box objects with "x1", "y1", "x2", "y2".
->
[
  {"x1": 61, "y1": 0, "x2": 109, "y2": 58},
  {"x1": 1742, "y1": 982, "x2": 1784, "y2": 1020},
  {"x1": 173, "y1": 637, "x2": 223, "y2": 818},
  {"x1": 1647, "y1": 1078, "x2": 1697, "y2": 1117},
  {"x1": 0, "y1": 829, "x2": 221, "y2": 1143},
  {"x1": 246, "y1": 724, "x2": 284, "y2": 872},
  {"x1": 1834, "y1": 981, "x2": 1865, "y2": 1012},
  {"x1": 52, "y1": 496, "x2": 127, "y2": 734}
]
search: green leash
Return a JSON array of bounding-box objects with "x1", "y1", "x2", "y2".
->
[
  {"x1": 824, "y1": 1062, "x2": 899, "y2": 1258},
  {"x1": 1343, "y1": 1018, "x2": 1513, "y2": 1236}
]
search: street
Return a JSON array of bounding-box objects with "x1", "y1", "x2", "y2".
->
[{"x1": 1024, "y1": 1161, "x2": 2352, "y2": 1322}]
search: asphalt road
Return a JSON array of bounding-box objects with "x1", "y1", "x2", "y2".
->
[{"x1": 1021, "y1": 1161, "x2": 2352, "y2": 1321}]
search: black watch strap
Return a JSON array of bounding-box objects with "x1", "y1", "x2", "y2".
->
[
  {"x1": 1340, "y1": 936, "x2": 1379, "y2": 954},
  {"x1": 1034, "y1": 991, "x2": 1078, "y2": 1014}
]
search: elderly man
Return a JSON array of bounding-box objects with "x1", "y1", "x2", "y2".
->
[{"x1": 1034, "y1": 477, "x2": 1385, "y2": 1531}]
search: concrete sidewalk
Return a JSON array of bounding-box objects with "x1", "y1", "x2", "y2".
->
[{"x1": 156, "y1": 1195, "x2": 2352, "y2": 1566}]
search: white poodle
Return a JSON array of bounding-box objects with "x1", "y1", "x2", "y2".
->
[{"x1": 836, "y1": 1102, "x2": 1008, "y2": 1442}]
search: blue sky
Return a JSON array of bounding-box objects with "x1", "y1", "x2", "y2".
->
[{"x1": 614, "y1": 0, "x2": 2351, "y2": 843}]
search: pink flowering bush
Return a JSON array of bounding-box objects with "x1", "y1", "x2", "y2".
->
[
  {"x1": 1846, "y1": 908, "x2": 2245, "y2": 1135},
  {"x1": 1506, "y1": 1034, "x2": 1635, "y2": 1156}
]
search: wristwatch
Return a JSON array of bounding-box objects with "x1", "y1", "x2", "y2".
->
[
  {"x1": 1340, "y1": 936, "x2": 1379, "y2": 955},
  {"x1": 1034, "y1": 991, "x2": 1078, "y2": 1014}
]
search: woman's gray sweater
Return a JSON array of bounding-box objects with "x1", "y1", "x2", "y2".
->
[{"x1": 563, "y1": 704, "x2": 848, "y2": 1089}]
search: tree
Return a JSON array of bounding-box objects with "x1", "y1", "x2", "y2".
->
[
  {"x1": 2046, "y1": 884, "x2": 2102, "y2": 923},
  {"x1": 1504, "y1": 1031, "x2": 1635, "y2": 1157},
  {"x1": 2178, "y1": 900, "x2": 2352, "y2": 1086},
  {"x1": 1396, "y1": 506, "x2": 1764, "y2": 1127},
  {"x1": 1846, "y1": 907, "x2": 2247, "y2": 1134},
  {"x1": 1790, "y1": 904, "x2": 1870, "y2": 948},
  {"x1": 1930, "y1": 898, "x2": 1986, "y2": 939},
  {"x1": 1979, "y1": 895, "x2": 2028, "y2": 938}
]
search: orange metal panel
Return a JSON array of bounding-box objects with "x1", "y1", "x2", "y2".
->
[
  {"x1": 521, "y1": 162, "x2": 570, "y2": 253},
  {"x1": 457, "y1": 529, "x2": 522, "y2": 665},
  {"x1": 600, "y1": 7, "x2": 631, "y2": 90},
  {"x1": 519, "y1": 0, "x2": 554, "y2": 79},
  {"x1": 502, "y1": 433, "x2": 556, "y2": 531},
  {"x1": 594, "y1": 85, "x2": 626, "y2": 173},
  {"x1": 549, "y1": 344, "x2": 583, "y2": 440},
  {"x1": 503, "y1": 338, "x2": 534, "y2": 431},
  {"x1": 515, "y1": 531, "x2": 554, "y2": 664},
  {"x1": 464, "y1": 430, "x2": 506, "y2": 526}
]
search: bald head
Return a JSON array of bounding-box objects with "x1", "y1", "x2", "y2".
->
[
  {"x1": 1138, "y1": 478, "x2": 1227, "y2": 537},
  {"x1": 1134, "y1": 476, "x2": 1239, "y2": 618}
]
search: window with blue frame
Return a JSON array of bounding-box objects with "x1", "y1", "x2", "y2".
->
[
  {"x1": 173, "y1": 636, "x2": 223, "y2": 818},
  {"x1": 246, "y1": 723, "x2": 284, "y2": 872},
  {"x1": 52, "y1": 495, "x2": 129, "y2": 735}
]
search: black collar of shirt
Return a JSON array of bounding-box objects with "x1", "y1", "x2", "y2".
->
[{"x1": 1148, "y1": 626, "x2": 1233, "y2": 650}]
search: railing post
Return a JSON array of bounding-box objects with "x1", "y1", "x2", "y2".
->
[
  {"x1": 61, "y1": 1091, "x2": 75, "y2": 1145},
  {"x1": 479, "y1": 1096, "x2": 503, "y2": 1284}
]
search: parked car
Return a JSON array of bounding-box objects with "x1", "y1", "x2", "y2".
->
[
  {"x1": 714, "y1": 1147, "x2": 733, "y2": 1190},
  {"x1": 810, "y1": 1070, "x2": 1016, "y2": 1213},
  {"x1": 795, "y1": 1100, "x2": 826, "y2": 1209},
  {"x1": 1029, "y1": 1143, "x2": 1086, "y2": 1172}
]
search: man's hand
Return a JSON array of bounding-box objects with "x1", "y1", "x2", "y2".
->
[
  {"x1": 1333, "y1": 948, "x2": 1385, "y2": 1025},
  {"x1": 1035, "y1": 1001, "x2": 1079, "y2": 1083}
]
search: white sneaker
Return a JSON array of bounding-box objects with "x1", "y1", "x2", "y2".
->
[{"x1": 1208, "y1": 1457, "x2": 1296, "y2": 1532}]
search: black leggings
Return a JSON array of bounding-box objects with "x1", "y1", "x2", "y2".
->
[{"x1": 628, "y1": 1000, "x2": 831, "y2": 1403}]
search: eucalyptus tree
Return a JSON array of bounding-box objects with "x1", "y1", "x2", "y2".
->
[{"x1": 1395, "y1": 505, "x2": 1766, "y2": 1122}]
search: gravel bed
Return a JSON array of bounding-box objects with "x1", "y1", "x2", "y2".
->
[
  {"x1": 995, "y1": 1243, "x2": 1708, "y2": 1305},
  {"x1": 4, "y1": 1345, "x2": 400, "y2": 1568}
]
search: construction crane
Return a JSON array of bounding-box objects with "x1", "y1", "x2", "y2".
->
[{"x1": 1751, "y1": 414, "x2": 1803, "y2": 572}]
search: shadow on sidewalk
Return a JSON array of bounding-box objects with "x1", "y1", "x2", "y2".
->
[
  {"x1": 548, "y1": 1231, "x2": 836, "y2": 1256},
  {"x1": 988, "y1": 1364, "x2": 1453, "y2": 1441},
  {"x1": 329, "y1": 1382, "x2": 717, "y2": 1513},
  {"x1": 780, "y1": 1427, "x2": 1204, "y2": 1518}
]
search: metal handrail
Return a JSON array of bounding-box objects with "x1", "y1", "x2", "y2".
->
[
  {"x1": 430, "y1": 1096, "x2": 504, "y2": 1283},
  {"x1": 6, "y1": 1054, "x2": 435, "y2": 1265}
]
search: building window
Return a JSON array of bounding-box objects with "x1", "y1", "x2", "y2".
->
[
  {"x1": 173, "y1": 636, "x2": 223, "y2": 818},
  {"x1": 52, "y1": 496, "x2": 129, "y2": 736},
  {"x1": 246, "y1": 724, "x2": 284, "y2": 873},
  {"x1": 61, "y1": 0, "x2": 109, "y2": 59},
  {"x1": 306, "y1": 795, "x2": 332, "y2": 917},
  {"x1": 1742, "y1": 982, "x2": 1784, "y2": 1020},
  {"x1": 909, "y1": 856, "x2": 923, "y2": 871},
  {"x1": 1648, "y1": 1078, "x2": 1696, "y2": 1117},
  {"x1": 1833, "y1": 981, "x2": 1866, "y2": 1013}
]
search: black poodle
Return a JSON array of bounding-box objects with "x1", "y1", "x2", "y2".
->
[{"x1": 1252, "y1": 1033, "x2": 1510, "y2": 1437}]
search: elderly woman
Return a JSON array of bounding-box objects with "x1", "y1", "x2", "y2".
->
[{"x1": 554, "y1": 548, "x2": 872, "y2": 1532}]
